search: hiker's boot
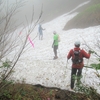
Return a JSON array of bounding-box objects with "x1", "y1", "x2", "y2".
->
[{"x1": 53, "y1": 56, "x2": 58, "y2": 60}]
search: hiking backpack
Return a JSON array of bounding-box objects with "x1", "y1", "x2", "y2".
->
[
  {"x1": 58, "y1": 35, "x2": 60, "y2": 42},
  {"x1": 72, "y1": 49, "x2": 83, "y2": 64}
]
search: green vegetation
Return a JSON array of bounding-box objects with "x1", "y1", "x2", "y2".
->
[
  {"x1": 74, "y1": 77, "x2": 100, "y2": 100},
  {"x1": 64, "y1": 1, "x2": 100, "y2": 30},
  {"x1": 0, "y1": 0, "x2": 100, "y2": 100},
  {"x1": 91, "y1": 63, "x2": 100, "y2": 70},
  {"x1": 0, "y1": 83, "x2": 55, "y2": 100},
  {"x1": 76, "y1": 4, "x2": 100, "y2": 18},
  {"x1": 0, "y1": 83, "x2": 100, "y2": 100},
  {"x1": 0, "y1": 59, "x2": 99, "y2": 100}
]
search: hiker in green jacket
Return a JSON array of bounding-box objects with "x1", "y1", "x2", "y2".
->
[{"x1": 52, "y1": 31, "x2": 59, "y2": 60}]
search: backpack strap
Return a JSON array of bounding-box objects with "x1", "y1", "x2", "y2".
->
[
  {"x1": 72, "y1": 49, "x2": 83, "y2": 64},
  {"x1": 73, "y1": 49, "x2": 81, "y2": 56}
]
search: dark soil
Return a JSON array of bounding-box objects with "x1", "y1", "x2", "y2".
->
[{"x1": 1, "y1": 83, "x2": 100, "y2": 100}]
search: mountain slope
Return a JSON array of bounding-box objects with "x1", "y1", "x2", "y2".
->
[{"x1": 64, "y1": 0, "x2": 100, "y2": 30}]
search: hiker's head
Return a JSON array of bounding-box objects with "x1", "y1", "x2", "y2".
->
[
  {"x1": 74, "y1": 41, "x2": 80, "y2": 47},
  {"x1": 53, "y1": 31, "x2": 56, "y2": 34}
]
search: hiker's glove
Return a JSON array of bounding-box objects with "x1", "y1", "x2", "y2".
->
[{"x1": 88, "y1": 50, "x2": 93, "y2": 54}]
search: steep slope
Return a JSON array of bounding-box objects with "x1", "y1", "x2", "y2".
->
[{"x1": 64, "y1": 0, "x2": 100, "y2": 30}]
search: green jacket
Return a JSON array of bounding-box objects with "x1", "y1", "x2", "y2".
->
[{"x1": 53, "y1": 34, "x2": 59, "y2": 45}]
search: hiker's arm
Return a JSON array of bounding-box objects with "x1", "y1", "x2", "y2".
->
[
  {"x1": 82, "y1": 50, "x2": 90, "y2": 58},
  {"x1": 67, "y1": 50, "x2": 72, "y2": 59},
  {"x1": 42, "y1": 27, "x2": 45, "y2": 30}
]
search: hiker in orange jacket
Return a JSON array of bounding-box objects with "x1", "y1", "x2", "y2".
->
[{"x1": 67, "y1": 41, "x2": 91, "y2": 90}]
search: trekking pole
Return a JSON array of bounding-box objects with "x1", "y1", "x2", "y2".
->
[
  {"x1": 66, "y1": 59, "x2": 68, "y2": 68},
  {"x1": 84, "y1": 58, "x2": 90, "y2": 82},
  {"x1": 58, "y1": 48, "x2": 60, "y2": 58},
  {"x1": 64, "y1": 59, "x2": 68, "y2": 76}
]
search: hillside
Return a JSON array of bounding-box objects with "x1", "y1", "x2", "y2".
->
[
  {"x1": 0, "y1": 0, "x2": 100, "y2": 100},
  {"x1": 64, "y1": 0, "x2": 100, "y2": 30}
]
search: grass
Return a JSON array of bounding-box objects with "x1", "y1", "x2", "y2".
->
[
  {"x1": 0, "y1": 83, "x2": 100, "y2": 100},
  {"x1": 64, "y1": 1, "x2": 100, "y2": 30},
  {"x1": 76, "y1": 4, "x2": 100, "y2": 18},
  {"x1": 0, "y1": 0, "x2": 100, "y2": 100}
]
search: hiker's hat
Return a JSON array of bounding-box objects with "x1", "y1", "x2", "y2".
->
[
  {"x1": 74, "y1": 41, "x2": 80, "y2": 46},
  {"x1": 53, "y1": 31, "x2": 56, "y2": 34}
]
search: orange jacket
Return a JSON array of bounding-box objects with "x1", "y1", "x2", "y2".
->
[{"x1": 67, "y1": 47, "x2": 90, "y2": 68}]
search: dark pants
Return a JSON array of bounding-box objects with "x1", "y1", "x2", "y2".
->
[
  {"x1": 39, "y1": 34, "x2": 43, "y2": 40},
  {"x1": 71, "y1": 68, "x2": 82, "y2": 89},
  {"x1": 53, "y1": 45, "x2": 58, "y2": 57}
]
